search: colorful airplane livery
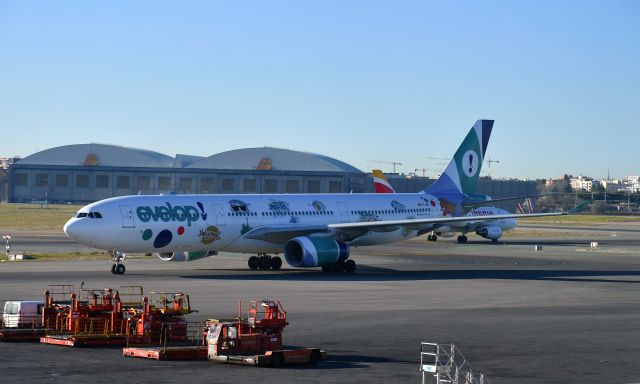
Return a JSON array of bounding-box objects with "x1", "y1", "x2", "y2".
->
[{"x1": 64, "y1": 120, "x2": 563, "y2": 274}]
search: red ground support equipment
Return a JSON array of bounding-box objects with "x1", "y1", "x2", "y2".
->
[
  {"x1": 206, "y1": 299, "x2": 326, "y2": 366},
  {"x1": 40, "y1": 288, "x2": 199, "y2": 347}
]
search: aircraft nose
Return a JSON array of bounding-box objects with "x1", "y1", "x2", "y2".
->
[{"x1": 63, "y1": 219, "x2": 83, "y2": 240}]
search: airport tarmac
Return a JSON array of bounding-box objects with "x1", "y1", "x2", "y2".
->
[{"x1": 1, "y1": 224, "x2": 640, "y2": 384}]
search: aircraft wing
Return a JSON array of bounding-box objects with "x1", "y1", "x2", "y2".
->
[
  {"x1": 461, "y1": 193, "x2": 555, "y2": 208},
  {"x1": 328, "y1": 211, "x2": 566, "y2": 232},
  {"x1": 242, "y1": 212, "x2": 566, "y2": 244},
  {"x1": 243, "y1": 224, "x2": 332, "y2": 244}
]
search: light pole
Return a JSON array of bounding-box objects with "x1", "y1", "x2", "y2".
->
[{"x1": 3, "y1": 235, "x2": 11, "y2": 260}]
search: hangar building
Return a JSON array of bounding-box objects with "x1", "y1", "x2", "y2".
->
[
  {"x1": 7, "y1": 144, "x2": 535, "y2": 212},
  {"x1": 8, "y1": 144, "x2": 366, "y2": 203}
]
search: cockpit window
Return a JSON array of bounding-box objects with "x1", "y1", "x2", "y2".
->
[
  {"x1": 77, "y1": 212, "x2": 88, "y2": 218},
  {"x1": 88, "y1": 212, "x2": 95, "y2": 218},
  {"x1": 94, "y1": 212, "x2": 102, "y2": 219}
]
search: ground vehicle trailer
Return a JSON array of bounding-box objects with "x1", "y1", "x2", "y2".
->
[{"x1": 2, "y1": 301, "x2": 44, "y2": 328}]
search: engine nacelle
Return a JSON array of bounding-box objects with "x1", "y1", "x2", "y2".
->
[
  {"x1": 156, "y1": 251, "x2": 218, "y2": 262},
  {"x1": 476, "y1": 226, "x2": 503, "y2": 240},
  {"x1": 284, "y1": 237, "x2": 349, "y2": 268}
]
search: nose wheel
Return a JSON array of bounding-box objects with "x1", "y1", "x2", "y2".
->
[{"x1": 109, "y1": 250, "x2": 127, "y2": 274}]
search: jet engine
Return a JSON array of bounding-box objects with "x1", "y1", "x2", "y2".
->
[
  {"x1": 284, "y1": 237, "x2": 350, "y2": 268},
  {"x1": 156, "y1": 251, "x2": 218, "y2": 262},
  {"x1": 475, "y1": 226, "x2": 502, "y2": 240}
]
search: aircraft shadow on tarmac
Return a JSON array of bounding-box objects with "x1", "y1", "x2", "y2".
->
[{"x1": 181, "y1": 268, "x2": 640, "y2": 284}]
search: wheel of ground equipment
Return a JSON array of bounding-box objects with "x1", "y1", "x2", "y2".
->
[
  {"x1": 111, "y1": 264, "x2": 117, "y2": 274},
  {"x1": 116, "y1": 263, "x2": 126, "y2": 274},
  {"x1": 308, "y1": 349, "x2": 321, "y2": 366},
  {"x1": 271, "y1": 256, "x2": 282, "y2": 270},
  {"x1": 248, "y1": 256, "x2": 259, "y2": 269},
  {"x1": 259, "y1": 256, "x2": 271, "y2": 270},
  {"x1": 343, "y1": 259, "x2": 356, "y2": 274},
  {"x1": 270, "y1": 352, "x2": 284, "y2": 367}
]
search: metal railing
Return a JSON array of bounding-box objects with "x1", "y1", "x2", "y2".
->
[{"x1": 420, "y1": 342, "x2": 491, "y2": 384}]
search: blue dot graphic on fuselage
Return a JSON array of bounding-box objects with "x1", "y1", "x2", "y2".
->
[{"x1": 153, "y1": 229, "x2": 173, "y2": 248}]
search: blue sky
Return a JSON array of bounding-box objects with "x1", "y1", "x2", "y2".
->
[{"x1": 1, "y1": 1, "x2": 638, "y2": 179}]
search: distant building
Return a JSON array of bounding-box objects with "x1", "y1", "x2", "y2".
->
[
  {"x1": 599, "y1": 179, "x2": 624, "y2": 193},
  {"x1": 0, "y1": 157, "x2": 19, "y2": 202},
  {"x1": 8, "y1": 144, "x2": 366, "y2": 203},
  {"x1": 623, "y1": 176, "x2": 640, "y2": 193},
  {"x1": 570, "y1": 176, "x2": 597, "y2": 192}
]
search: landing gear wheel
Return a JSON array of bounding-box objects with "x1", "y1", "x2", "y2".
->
[
  {"x1": 271, "y1": 256, "x2": 282, "y2": 270},
  {"x1": 109, "y1": 250, "x2": 126, "y2": 274},
  {"x1": 428, "y1": 234, "x2": 438, "y2": 241},
  {"x1": 343, "y1": 259, "x2": 356, "y2": 273},
  {"x1": 248, "y1": 256, "x2": 259, "y2": 270},
  {"x1": 457, "y1": 235, "x2": 468, "y2": 244},
  {"x1": 258, "y1": 256, "x2": 271, "y2": 270}
]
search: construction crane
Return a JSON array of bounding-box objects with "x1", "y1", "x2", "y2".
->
[
  {"x1": 414, "y1": 168, "x2": 440, "y2": 178},
  {"x1": 367, "y1": 160, "x2": 403, "y2": 173},
  {"x1": 485, "y1": 156, "x2": 500, "y2": 168}
]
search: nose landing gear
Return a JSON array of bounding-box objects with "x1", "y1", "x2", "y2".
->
[{"x1": 110, "y1": 250, "x2": 127, "y2": 274}]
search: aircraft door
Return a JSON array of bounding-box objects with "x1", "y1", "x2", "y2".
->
[
  {"x1": 336, "y1": 202, "x2": 350, "y2": 223},
  {"x1": 119, "y1": 205, "x2": 135, "y2": 228},
  {"x1": 213, "y1": 204, "x2": 226, "y2": 226}
]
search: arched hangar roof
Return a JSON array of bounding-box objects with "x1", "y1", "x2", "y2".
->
[
  {"x1": 17, "y1": 144, "x2": 174, "y2": 168},
  {"x1": 187, "y1": 147, "x2": 363, "y2": 173}
]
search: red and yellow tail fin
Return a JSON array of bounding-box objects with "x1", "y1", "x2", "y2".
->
[{"x1": 372, "y1": 170, "x2": 395, "y2": 193}]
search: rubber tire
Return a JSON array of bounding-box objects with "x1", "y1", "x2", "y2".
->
[
  {"x1": 116, "y1": 263, "x2": 126, "y2": 274},
  {"x1": 111, "y1": 264, "x2": 117, "y2": 274},
  {"x1": 270, "y1": 352, "x2": 284, "y2": 367},
  {"x1": 308, "y1": 350, "x2": 320, "y2": 366},
  {"x1": 259, "y1": 257, "x2": 271, "y2": 270},
  {"x1": 271, "y1": 256, "x2": 282, "y2": 270},
  {"x1": 343, "y1": 259, "x2": 356, "y2": 274},
  {"x1": 457, "y1": 235, "x2": 467, "y2": 244},
  {"x1": 248, "y1": 256, "x2": 259, "y2": 270}
]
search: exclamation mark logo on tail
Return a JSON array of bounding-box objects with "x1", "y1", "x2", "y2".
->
[{"x1": 462, "y1": 150, "x2": 479, "y2": 177}]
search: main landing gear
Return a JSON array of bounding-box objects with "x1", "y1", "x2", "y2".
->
[
  {"x1": 110, "y1": 250, "x2": 126, "y2": 274},
  {"x1": 248, "y1": 254, "x2": 282, "y2": 270},
  {"x1": 321, "y1": 259, "x2": 356, "y2": 274},
  {"x1": 427, "y1": 232, "x2": 438, "y2": 241},
  {"x1": 457, "y1": 235, "x2": 468, "y2": 244}
]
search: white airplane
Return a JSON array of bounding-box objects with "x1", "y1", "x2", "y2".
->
[
  {"x1": 372, "y1": 170, "x2": 516, "y2": 243},
  {"x1": 64, "y1": 120, "x2": 565, "y2": 274}
]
